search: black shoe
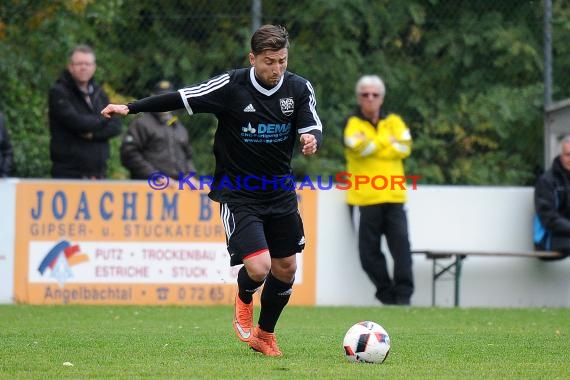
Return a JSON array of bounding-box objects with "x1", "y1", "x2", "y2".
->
[
  {"x1": 395, "y1": 297, "x2": 410, "y2": 306},
  {"x1": 375, "y1": 290, "x2": 396, "y2": 305}
]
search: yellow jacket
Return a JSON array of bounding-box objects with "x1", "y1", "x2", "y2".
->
[{"x1": 343, "y1": 112, "x2": 412, "y2": 205}]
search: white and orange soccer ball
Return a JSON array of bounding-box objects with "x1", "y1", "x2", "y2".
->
[{"x1": 343, "y1": 321, "x2": 391, "y2": 364}]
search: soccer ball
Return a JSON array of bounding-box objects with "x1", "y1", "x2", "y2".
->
[{"x1": 343, "y1": 321, "x2": 391, "y2": 364}]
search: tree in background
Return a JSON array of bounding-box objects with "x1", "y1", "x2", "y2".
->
[{"x1": 1, "y1": 0, "x2": 570, "y2": 185}]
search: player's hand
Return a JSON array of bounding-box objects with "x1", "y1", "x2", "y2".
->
[
  {"x1": 300, "y1": 133, "x2": 318, "y2": 156},
  {"x1": 101, "y1": 104, "x2": 129, "y2": 119}
]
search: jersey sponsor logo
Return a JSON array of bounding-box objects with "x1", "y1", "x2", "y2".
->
[
  {"x1": 257, "y1": 123, "x2": 291, "y2": 134},
  {"x1": 279, "y1": 97, "x2": 294, "y2": 116},
  {"x1": 243, "y1": 104, "x2": 256, "y2": 112},
  {"x1": 240, "y1": 122, "x2": 292, "y2": 144},
  {"x1": 242, "y1": 123, "x2": 256, "y2": 133}
]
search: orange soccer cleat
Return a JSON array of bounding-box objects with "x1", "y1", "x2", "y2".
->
[
  {"x1": 233, "y1": 290, "x2": 254, "y2": 342},
  {"x1": 249, "y1": 326, "x2": 282, "y2": 357}
]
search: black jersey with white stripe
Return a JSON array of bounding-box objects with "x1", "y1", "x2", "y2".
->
[{"x1": 176, "y1": 67, "x2": 322, "y2": 209}]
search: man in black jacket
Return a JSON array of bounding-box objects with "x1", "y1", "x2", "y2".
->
[
  {"x1": 48, "y1": 45, "x2": 121, "y2": 179},
  {"x1": 534, "y1": 135, "x2": 570, "y2": 260}
]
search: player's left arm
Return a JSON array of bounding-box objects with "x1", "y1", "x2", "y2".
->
[{"x1": 297, "y1": 80, "x2": 323, "y2": 156}]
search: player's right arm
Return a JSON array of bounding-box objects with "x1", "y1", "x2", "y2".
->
[
  {"x1": 103, "y1": 72, "x2": 233, "y2": 119},
  {"x1": 101, "y1": 92, "x2": 184, "y2": 118}
]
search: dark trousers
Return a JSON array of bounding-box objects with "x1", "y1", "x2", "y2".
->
[
  {"x1": 355, "y1": 203, "x2": 414, "y2": 304},
  {"x1": 51, "y1": 166, "x2": 105, "y2": 179}
]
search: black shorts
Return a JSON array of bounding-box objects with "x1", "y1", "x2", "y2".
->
[{"x1": 220, "y1": 203, "x2": 306, "y2": 266}]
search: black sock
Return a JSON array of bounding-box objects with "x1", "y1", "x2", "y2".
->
[
  {"x1": 237, "y1": 266, "x2": 264, "y2": 304},
  {"x1": 258, "y1": 272, "x2": 293, "y2": 333}
]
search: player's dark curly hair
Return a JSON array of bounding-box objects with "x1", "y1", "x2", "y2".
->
[{"x1": 250, "y1": 25, "x2": 290, "y2": 55}]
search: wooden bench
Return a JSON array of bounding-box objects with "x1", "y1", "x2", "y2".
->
[{"x1": 411, "y1": 249, "x2": 562, "y2": 307}]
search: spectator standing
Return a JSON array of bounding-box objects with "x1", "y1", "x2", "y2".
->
[
  {"x1": 101, "y1": 25, "x2": 322, "y2": 356},
  {"x1": 534, "y1": 136, "x2": 570, "y2": 260},
  {"x1": 48, "y1": 44, "x2": 121, "y2": 179},
  {"x1": 0, "y1": 111, "x2": 13, "y2": 177},
  {"x1": 342, "y1": 74, "x2": 414, "y2": 305},
  {"x1": 120, "y1": 80, "x2": 198, "y2": 188}
]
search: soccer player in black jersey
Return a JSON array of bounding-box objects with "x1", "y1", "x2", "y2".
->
[{"x1": 102, "y1": 25, "x2": 322, "y2": 356}]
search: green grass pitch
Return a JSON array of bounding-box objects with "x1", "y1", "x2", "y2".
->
[{"x1": 0, "y1": 305, "x2": 568, "y2": 379}]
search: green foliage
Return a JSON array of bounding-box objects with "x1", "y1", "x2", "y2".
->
[
  {"x1": 0, "y1": 305, "x2": 568, "y2": 379},
  {"x1": 552, "y1": 1, "x2": 570, "y2": 101},
  {"x1": 1, "y1": 0, "x2": 569, "y2": 184}
]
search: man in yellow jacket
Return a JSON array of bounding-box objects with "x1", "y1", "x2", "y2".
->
[{"x1": 343, "y1": 74, "x2": 414, "y2": 305}]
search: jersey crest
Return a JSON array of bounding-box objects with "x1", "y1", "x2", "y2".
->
[{"x1": 279, "y1": 97, "x2": 294, "y2": 116}]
